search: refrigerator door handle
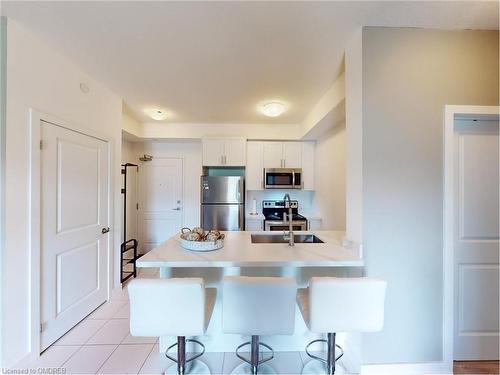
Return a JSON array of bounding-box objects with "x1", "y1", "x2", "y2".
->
[{"x1": 236, "y1": 179, "x2": 241, "y2": 202}]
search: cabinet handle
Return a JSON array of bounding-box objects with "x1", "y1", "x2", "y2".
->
[{"x1": 101, "y1": 227, "x2": 110, "y2": 234}]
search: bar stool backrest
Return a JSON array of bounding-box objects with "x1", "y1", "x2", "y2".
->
[
  {"x1": 223, "y1": 276, "x2": 297, "y2": 336},
  {"x1": 128, "y1": 278, "x2": 206, "y2": 337},
  {"x1": 309, "y1": 277, "x2": 387, "y2": 333}
]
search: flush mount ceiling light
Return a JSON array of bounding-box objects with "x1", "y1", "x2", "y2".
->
[
  {"x1": 144, "y1": 108, "x2": 169, "y2": 121},
  {"x1": 260, "y1": 102, "x2": 286, "y2": 118}
]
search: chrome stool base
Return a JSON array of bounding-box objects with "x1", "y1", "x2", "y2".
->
[
  {"x1": 235, "y1": 335, "x2": 274, "y2": 374},
  {"x1": 301, "y1": 359, "x2": 347, "y2": 375},
  {"x1": 305, "y1": 333, "x2": 344, "y2": 375},
  {"x1": 231, "y1": 362, "x2": 276, "y2": 375},
  {"x1": 164, "y1": 360, "x2": 211, "y2": 375},
  {"x1": 165, "y1": 336, "x2": 206, "y2": 375}
]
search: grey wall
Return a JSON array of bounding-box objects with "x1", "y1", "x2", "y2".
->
[
  {"x1": 0, "y1": 16, "x2": 6, "y2": 368},
  {"x1": 362, "y1": 28, "x2": 498, "y2": 363}
]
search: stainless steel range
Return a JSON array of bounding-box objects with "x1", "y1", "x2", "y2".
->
[{"x1": 262, "y1": 200, "x2": 308, "y2": 231}]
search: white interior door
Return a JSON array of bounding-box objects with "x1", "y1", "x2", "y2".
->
[
  {"x1": 139, "y1": 158, "x2": 183, "y2": 253},
  {"x1": 40, "y1": 121, "x2": 109, "y2": 350},
  {"x1": 453, "y1": 118, "x2": 499, "y2": 360}
]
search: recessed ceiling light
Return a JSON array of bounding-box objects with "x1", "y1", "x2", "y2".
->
[
  {"x1": 260, "y1": 102, "x2": 286, "y2": 118},
  {"x1": 144, "y1": 108, "x2": 169, "y2": 121}
]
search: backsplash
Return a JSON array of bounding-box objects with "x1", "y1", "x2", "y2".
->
[{"x1": 246, "y1": 190, "x2": 315, "y2": 214}]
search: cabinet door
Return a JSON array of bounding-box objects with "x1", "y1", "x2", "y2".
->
[
  {"x1": 263, "y1": 142, "x2": 283, "y2": 168},
  {"x1": 283, "y1": 142, "x2": 302, "y2": 168},
  {"x1": 301, "y1": 142, "x2": 315, "y2": 190},
  {"x1": 202, "y1": 139, "x2": 224, "y2": 166},
  {"x1": 308, "y1": 218, "x2": 322, "y2": 230},
  {"x1": 246, "y1": 142, "x2": 264, "y2": 190},
  {"x1": 246, "y1": 219, "x2": 263, "y2": 231},
  {"x1": 224, "y1": 138, "x2": 247, "y2": 166}
]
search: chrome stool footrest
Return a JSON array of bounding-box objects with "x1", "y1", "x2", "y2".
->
[
  {"x1": 305, "y1": 340, "x2": 343, "y2": 363},
  {"x1": 165, "y1": 337, "x2": 205, "y2": 375},
  {"x1": 305, "y1": 333, "x2": 343, "y2": 375},
  {"x1": 236, "y1": 342, "x2": 274, "y2": 366},
  {"x1": 235, "y1": 335, "x2": 274, "y2": 374}
]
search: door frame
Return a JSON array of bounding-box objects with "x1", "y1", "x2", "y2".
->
[
  {"x1": 442, "y1": 105, "x2": 499, "y2": 368},
  {"x1": 28, "y1": 108, "x2": 114, "y2": 360}
]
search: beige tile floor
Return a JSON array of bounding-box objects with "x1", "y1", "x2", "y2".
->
[{"x1": 17, "y1": 269, "x2": 332, "y2": 374}]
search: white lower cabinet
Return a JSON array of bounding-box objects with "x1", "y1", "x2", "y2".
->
[
  {"x1": 246, "y1": 219, "x2": 263, "y2": 231},
  {"x1": 308, "y1": 218, "x2": 322, "y2": 230}
]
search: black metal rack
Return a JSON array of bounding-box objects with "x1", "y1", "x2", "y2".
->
[
  {"x1": 121, "y1": 163, "x2": 140, "y2": 284},
  {"x1": 121, "y1": 238, "x2": 138, "y2": 283}
]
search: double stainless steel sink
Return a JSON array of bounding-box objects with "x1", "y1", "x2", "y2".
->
[{"x1": 251, "y1": 234, "x2": 324, "y2": 244}]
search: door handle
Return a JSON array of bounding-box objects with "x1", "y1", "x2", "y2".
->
[
  {"x1": 172, "y1": 207, "x2": 181, "y2": 211},
  {"x1": 101, "y1": 227, "x2": 110, "y2": 234}
]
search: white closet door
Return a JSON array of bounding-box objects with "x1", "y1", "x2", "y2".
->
[
  {"x1": 453, "y1": 119, "x2": 499, "y2": 360},
  {"x1": 40, "y1": 121, "x2": 109, "y2": 350}
]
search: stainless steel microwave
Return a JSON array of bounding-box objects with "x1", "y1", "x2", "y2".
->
[{"x1": 264, "y1": 168, "x2": 302, "y2": 189}]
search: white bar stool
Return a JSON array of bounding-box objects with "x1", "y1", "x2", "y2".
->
[
  {"x1": 128, "y1": 278, "x2": 216, "y2": 375},
  {"x1": 297, "y1": 277, "x2": 387, "y2": 375},
  {"x1": 222, "y1": 276, "x2": 297, "y2": 374}
]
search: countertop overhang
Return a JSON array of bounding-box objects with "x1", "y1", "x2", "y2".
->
[{"x1": 136, "y1": 231, "x2": 363, "y2": 268}]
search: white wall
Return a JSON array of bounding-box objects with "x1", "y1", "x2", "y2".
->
[
  {"x1": 3, "y1": 20, "x2": 123, "y2": 367},
  {"x1": 0, "y1": 16, "x2": 6, "y2": 369},
  {"x1": 345, "y1": 29, "x2": 363, "y2": 243},
  {"x1": 313, "y1": 124, "x2": 346, "y2": 230},
  {"x1": 121, "y1": 138, "x2": 137, "y2": 164},
  {"x1": 362, "y1": 27, "x2": 498, "y2": 365},
  {"x1": 141, "y1": 122, "x2": 302, "y2": 140}
]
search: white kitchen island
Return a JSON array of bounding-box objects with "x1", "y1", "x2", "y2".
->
[{"x1": 136, "y1": 231, "x2": 364, "y2": 373}]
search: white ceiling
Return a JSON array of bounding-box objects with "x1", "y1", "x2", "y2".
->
[{"x1": 2, "y1": 1, "x2": 498, "y2": 124}]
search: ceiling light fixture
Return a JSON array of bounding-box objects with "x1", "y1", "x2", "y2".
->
[
  {"x1": 144, "y1": 108, "x2": 169, "y2": 121},
  {"x1": 260, "y1": 102, "x2": 286, "y2": 118}
]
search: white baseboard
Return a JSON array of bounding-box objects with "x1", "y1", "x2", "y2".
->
[{"x1": 361, "y1": 361, "x2": 452, "y2": 375}]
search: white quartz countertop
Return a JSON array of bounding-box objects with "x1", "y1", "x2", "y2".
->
[{"x1": 137, "y1": 231, "x2": 363, "y2": 268}]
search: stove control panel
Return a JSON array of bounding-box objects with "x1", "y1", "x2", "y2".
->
[{"x1": 262, "y1": 200, "x2": 298, "y2": 209}]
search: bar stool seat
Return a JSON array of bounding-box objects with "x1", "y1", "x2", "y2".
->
[
  {"x1": 223, "y1": 276, "x2": 297, "y2": 374},
  {"x1": 297, "y1": 277, "x2": 387, "y2": 375},
  {"x1": 128, "y1": 278, "x2": 216, "y2": 375}
]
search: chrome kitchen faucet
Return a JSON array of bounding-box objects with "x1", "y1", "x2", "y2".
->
[{"x1": 283, "y1": 193, "x2": 295, "y2": 246}]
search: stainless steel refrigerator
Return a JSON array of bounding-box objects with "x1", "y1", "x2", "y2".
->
[{"x1": 201, "y1": 176, "x2": 244, "y2": 231}]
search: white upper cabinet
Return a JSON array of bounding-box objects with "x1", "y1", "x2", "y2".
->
[
  {"x1": 301, "y1": 141, "x2": 315, "y2": 190},
  {"x1": 263, "y1": 142, "x2": 284, "y2": 168},
  {"x1": 202, "y1": 139, "x2": 225, "y2": 166},
  {"x1": 283, "y1": 142, "x2": 302, "y2": 168},
  {"x1": 224, "y1": 138, "x2": 247, "y2": 166},
  {"x1": 246, "y1": 142, "x2": 264, "y2": 190},
  {"x1": 247, "y1": 141, "x2": 315, "y2": 191},
  {"x1": 202, "y1": 138, "x2": 246, "y2": 166},
  {"x1": 263, "y1": 142, "x2": 302, "y2": 169}
]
